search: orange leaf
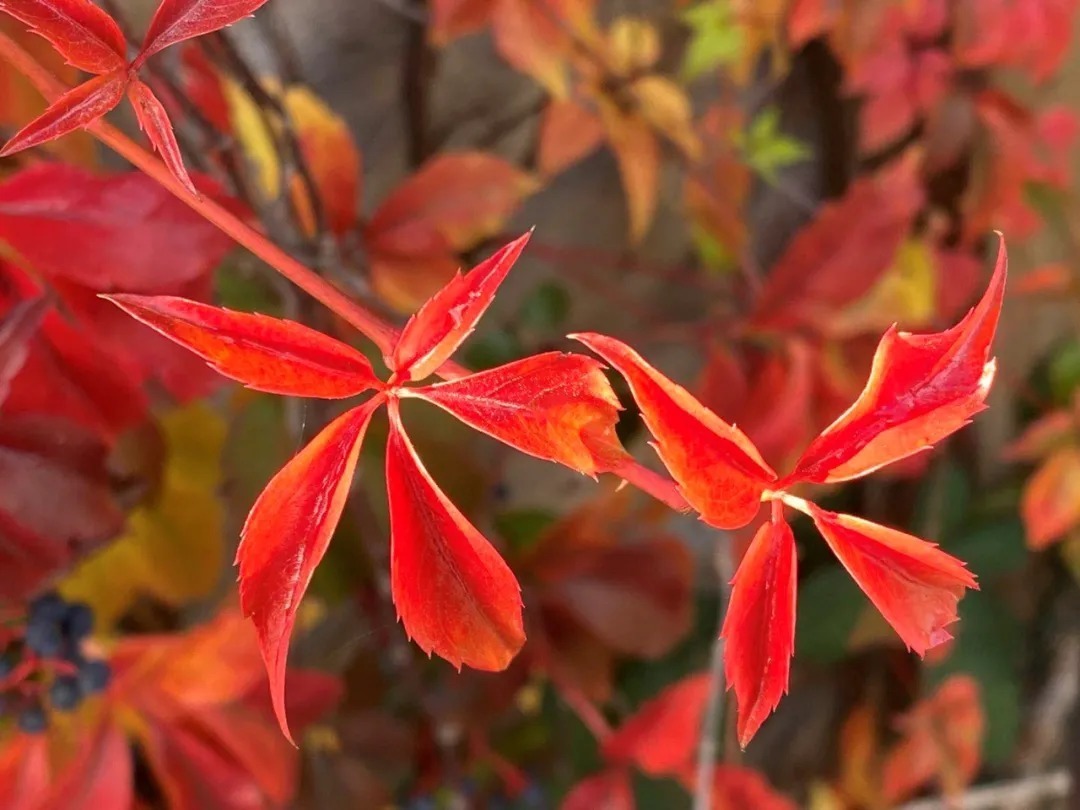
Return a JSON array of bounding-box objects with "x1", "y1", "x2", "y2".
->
[
  {"x1": 538, "y1": 99, "x2": 604, "y2": 177},
  {"x1": 1021, "y1": 446, "x2": 1080, "y2": 549},
  {"x1": 806, "y1": 505, "x2": 977, "y2": 656},
  {"x1": 596, "y1": 96, "x2": 659, "y2": 243},
  {"x1": 492, "y1": 0, "x2": 571, "y2": 97},
  {"x1": 0, "y1": 70, "x2": 126, "y2": 157},
  {"x1": 411, "y1": 352, "x2": 622, "y2": 475},
  {"x1": 40, "y1": 721, "x2": 132, "y2": 808},
  {"x1": 386, "y1": 402, "x2": 525, "y2": 671},
  {"x1": 788, "y1": 238, "x2": 1005, "y2": 484},
  {"x1": 389, "y1": 232, "x2": 530, "y2": 381},
  {"x1": 721, "y1": 510, "x2": 797, "y2": 748},
  {"x1": 572, "y1": 333, "x2": 776, "y2": 529},
  {"x1": 237, "y1": 399, "x2": 379, "y2": 743},
  {"x1": 104, "y1": 295, "x2": 379, "y2": 398},
  {"x1": 429, "y1": 0, "x2": 495, "y2": 42},
  {"x1": 602, "y1": 672, "x2": 711, "y2": 776},
  {"x1": 127, "y1": 78, "x2": 198, "y2": 195}
]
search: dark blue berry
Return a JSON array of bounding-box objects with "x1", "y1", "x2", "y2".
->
[
  {"x1": 61, "y1": 603, "x2": 94, "y2": 641},
  {"x1": 77, "y1": 659, "x2": 110, "y2": 694},
  {"x1": 49, "y1": 675, "x2": 81, "y2": 711},
  {"x1": 28, "y1": 593, "x2": 66, "y2": 624},
  {"x1": 0, "y1": 649, "x2": 14, "y2": 679},
  {"x1": 24, "y1": 620, "x2": 62, "y2": 657},
  {"x1": 16, "y1": 703, "x2": 46, "y2": 734}
]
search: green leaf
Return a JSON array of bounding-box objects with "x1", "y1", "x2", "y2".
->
[
  {"x1": 680, "y1": 1, "x2": 743, "y2": 79},
  {"x1": 947, "y1": 518, "x2": 1028, "y2": 578},
  {"x1": 462, "y1": 327, "x2": 522, "y2": 370},
  {"x1": 795, "y1": 565, "x2": 867, "y2": 663},
  {"x1": 1048, "y1": 339, "x2": 1080, "y2": 405},
  {"x1": 495, "y1": 508, "x2": 556, "y2": 554},
  {"x1": 736, "y1": 106, "x2": 810, "y2": 182},
  {"x1": 913, "y1": 459, "x2": 972, "y2": 539},
  {"x1": 518, "y1": 282, "x2": 571, "y2": 333}
]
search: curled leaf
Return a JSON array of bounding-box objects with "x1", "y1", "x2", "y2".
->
[
  {"x1": 238, "y1": 400, "x2": 379, "y2": 743},
  {"x1": 411, "y1": 352, "x2": 622, "y2": 475},
  {"x1": 386, "y1": 403, "x2": 525, "y2": 671},
  {"x1": 104, "y1": 295, "x2": 379, "y2": 398},
  {"x1": 572, "y1": 333, "x2": 776, "y2": 528}
]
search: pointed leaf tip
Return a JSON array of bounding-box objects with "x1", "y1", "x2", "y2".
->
[
  {"x1": 0, "y1": 0, "x2": 127, "y2": 74},
  {"x1": 789, "y1": 238, "x2": 1006, "y2": 484},
  {"x1": 238, "y1": 400, "x2": 379, "y2": 743},
  {"x1": 127, "y1": 79, "x2": 198, "y2": 196},
  {"x1": 389, "y1": 232, "x2": 531, "y2": 381},
  {"x1": 137, "y1": 0, "x2": 274, "y2": 65},
  {"x1": 386, "y1": 403, "x2": 524, "y2": 670},
  {"x1": 570, "y1": 332, "x2": 776, "y2": 529},
  {"x1": 104, "y1": 295, "x2": 380, "y2": 398},
  {"x1": 722, "y1": 512, "x2": 797, "y2": 748}
]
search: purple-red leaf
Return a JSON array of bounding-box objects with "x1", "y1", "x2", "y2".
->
[
  {"x1": 411, "y1": 352, "x2": 622, "y2": 475},
  {"x1": 0, "y1": 0, "x2": 127, "y2": 73},
  {"x1": 0, "y1": 71, "x2": 126, "y2": 157},
  {"x1": 721, "y1": 510, "x2": 797, "y2": 748},
  {"x1": 237, "y1": 399, "x2": 379, "y2": 743},
  {"x1": 388, "y1": 232, "x2": 531, "y2": 381},
  {"x1": 103, "y1": 295, "x2": 379, "y2": 398},
  {"x1": 127, "y1": 78, "x2": 197, "y2": 195},
  {"x1": 0, "y1": 295, "x2": 47, "y2": 405},
  {"x1": 136, "y1": 0, "x2": 274, "y2": 65},
  {"x1": 386, "y1": 402, "x2": 525, "y2": 671}
]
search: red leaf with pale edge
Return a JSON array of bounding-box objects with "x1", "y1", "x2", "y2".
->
[
  {"x1": 571, "y1": 333, "x2": 776, "y2": 529},
  {"x1": 788, "y1": 239, "x2": 1006, "y2": 484},
  {"x1": 410, "y1": 352, "x2": 622, "y2": 475},
  {"x1": 136, "y1": 0, "x2": 272, "y2": 65},
  {"x1": 0, "y1": 70, "x2": 126, "y2": 157},
  {"x1": 602, "y1": 672, "x2": 711, "y2": 776},
  {"x1": 0, "y1": 296, "x2": 47, "y2": 405},
  {"x1": 104, "y1": 295, "x2": 379, "y2": 398},
  {"x1": 806, "y1": 504, "x2": 977, "y2": 655},
  {"x1": 722, "y1": 511, "x2": 797, "y2": 748},
  {"x1": 128, "y1": 78, "x2": 197, "y2": 195},
  {"x1": 238, "y1": 399, "x2": 379, "y2": 743},
  {"x1": 389, "y1": 232, "x2": 530, "y2": 381},
  {"x1": 0, "y1": 0, "x2": 127, "y2": 73},
  {"x1": 561, "y1": 769, "x2": 635, "y2": 810},
  {"x1": 386, "y1": 402, "x2": 525, "y2": 671}
]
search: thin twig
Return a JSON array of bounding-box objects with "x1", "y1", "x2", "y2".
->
[{"x1": 896, "y1": 770, "x2": 1072, "y2": 810}]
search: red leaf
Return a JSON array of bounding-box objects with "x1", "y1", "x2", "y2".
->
[
  {"x1": 104, "y1": 295, "x2": 379, "y2": 398},
  {"x1": 0, "y1": 0, "x2": 127, "y2": 73},
  {"x1": 41, "y1": 721, "x2": 132, "y2": 808},
  {"x1": 237, "y1": 400, "x2": 379, "y2": 743},
  {"x1": 703, "y1": 766, "x2": 797, "y2": 810},
  {"x1": 411, "y1": 352, "x2": 622, "y2": 475},
  {"x1": 1020, "y1": 446, "x2": 1080, "y2": 549},
  {"x1": 0, "y1": 295, "x2": 47, "y2": 405},
  {"x1": 388, "y1": 232, "x2": 530, "y2": 381},
  {"x1": 0, "y1": 70, "x2": 126, "y2": 157},
  {"x1": 721, "y1": 510, "x2": 797, "y2": 748},
  {"x1": 0, "y1": 733, "x2": 50, "y2": 810},
  {"x1": 0, "y1": 164, "x2": 235, "y2": 290},
  {"x1": 561, "y1": 769, "x2": 635, "y2": 810},
  {"x1": 602, "y1": 672, "x2": 711, "y2": 776},
  {"x1": 136, "y1": 0, "x2": 273, "y2": 65},
  {"x1": 386, "y1": 402, "x2": 525, "y2": 671},
  {"x1": 128, "y1": 78, "x2": 197, "y2": 195},
  {"x1": 571, "y1": 333, "x2": 776, "y2": 529},
  {"x1": 788, "y1": 238, "x2": 1006, "y2": 484},
  {"x1": 806, "y1": 504, "x2": 977, "y2": 655}
]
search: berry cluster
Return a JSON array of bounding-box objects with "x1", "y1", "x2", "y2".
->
[{"x1": 0, "y1": 592, "x2": 111, "y2": 734}]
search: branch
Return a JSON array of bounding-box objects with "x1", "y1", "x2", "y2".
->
[{"x1": 896, "y1": 770, "x2": 1072, "y2": 810}]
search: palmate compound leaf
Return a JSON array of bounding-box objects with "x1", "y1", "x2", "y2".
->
[
  {"x1": 128, "y1": 78, "x2": 197, "y2": 195},
  {"x1": 386, "y1": 400, "x2": 525, "y2": 671},
  {"x1": 0, "y1": 70, "x2": 126, "y2": 158},
  {"x1": 237, "y1": 398, "x2": 380, "y2": 744},
  {"x1": 388, "y1": 231, "x2": 531, "y2": 381},
  {"x1": 136, "y1": 0, "x2": 274, "y2": 66},
  {"x1": 787, "y1": 238, "x2": 1007, "y2": 484},
  {"x1": 570, "y1": 333, "x2": 776, "y2": 529},
  {"x1": 0, "y1": 0, "x2": 127, "y2": 74},
  {"x1": 103, "y1": 295, "x2": 379, "y2": 398},
  {"x1": 407, "y1": 351, "x2": 622, "y2": 476},
  {"x1": 721, "y1": 509, "x2": 797, "y2": 748}
]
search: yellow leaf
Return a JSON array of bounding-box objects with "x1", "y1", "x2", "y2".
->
[
  {"x1": 223, "y1": 77, "x2": 281, "y2": 198},
  {"x1": 61, "y1": 404, "x2": 226, "y2": 628},
  {"x1": 606, "y1": 17, "x2": 660, "y2": 75},
  {"x1": 831, "y1": 238, "x2": 937, "y2": 338},
  {"x1": 597, "y1": 95, "x2": 660, "y2": 243},
  {"x1": 631, "y1": 75, "x2": 702, "y2": 160}
]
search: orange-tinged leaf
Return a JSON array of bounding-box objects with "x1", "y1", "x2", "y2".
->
[
  {"x1": 788, "y1": 239, "x2": 1006, "y2": 484},
  {"x1": 0, "y1": 0, "x2": 127, "y2": 73},
  {"x1": 128, "y1": 78, "x2": 198, "y2": 195},
  {"x1": 429, "y1": 0, "x2": 494, "y2": 42},
  {"x1": 0, "y1": 70, "x2": 126, "y2": 157},
  {"x1": 367, "y1": 152, "x2": 536, "y2": 255},
  {"x1": 561, "y1": 769, "x2": 634, "y2": 810},
  {"x1": 492, "y1": 0, "x2": 571, "y2": 97},
  {"x1": 605, "y1": 17, "x2": 660, "y2": 75},
  {"x1": 571, "y1": 333, "x2": 776, "y2": 529},
  {"x1": 705, "y1": 765, "x2": 798, "y2": 810},
  {"x1": 1021, "y1": 446, "x2": 1080, "y2": 549},
  {"x1": 411, "y1": 352, "x2": 622, "y2": 475},
  {"x1": 538, "y1": 99, "x2": 604, "y2": 177},
  {"x1": 721, "y1": 511, "x2": 797, "y2": 748},
  {"x1": 806, "y1": 505, "x2": 977, "y2": 656},
  {"x1": 602, "y1": 672, "x2": 711, "y2": 775},
  {"x1": 104, "y1": 295, "x2": 379, "y2": 398},
  {"x1": 386, "y1": 403, "x2": 525, "y2": 671},
  {"x1": 238, "y1": 400, "x2": 379, "y2": 743},
  {"x1": 40, "y1": 721, "x2": 132, "y2": 809},
  {"x1": 369, "y1": 251, "x2": 460, "y2": 315},
  {"x1": 630, "y1": 75, "x2": 701, "y2": 160},
  {"x1": 596, "y1": 95, "x2": 659, "y2": 243},
  {"x1": 137, "y1": 0, "x2": 273, "y2": 64},
  {"x1": 1005, "y1": 408, "x2": 1075, "y2": 462},
  {"x1": 389, "y1": 232, "x2": 530, "y2": 381}
]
